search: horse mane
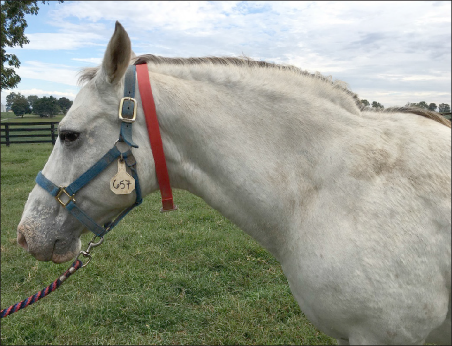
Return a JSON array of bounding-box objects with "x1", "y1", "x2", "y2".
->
[
  {"x1": 134, "y1": 54, "x2": 362, "y2": 106},
  {"x1": 78, "y1": 54, "x2": 451, "y2": 128},
  {"x1": 367, "y1": 106, "x2": 451, "y2": 128},
  {"x1": 78, "y1": 54, "x2": 361, "y2": 106}
]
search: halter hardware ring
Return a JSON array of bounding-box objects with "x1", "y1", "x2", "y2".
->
[
  {"x1": 119, "y1": 97, "x2": 137, "y2": 123},
  {"x1": 56, "y1": 187, "x2": 75, "y2": 207}
]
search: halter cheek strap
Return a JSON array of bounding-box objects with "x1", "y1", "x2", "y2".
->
[{"x1": 119, "y1": 65, "x2": 138, "y2": 148}]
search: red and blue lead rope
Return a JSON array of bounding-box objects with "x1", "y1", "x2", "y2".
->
[{"x1": 1, "y1": 259, "x2": 83, "y2": 318}]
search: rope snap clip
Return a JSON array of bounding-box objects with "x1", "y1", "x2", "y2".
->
[{"x1": 76, "y1": 236, "x2": 104, "y2": 267}]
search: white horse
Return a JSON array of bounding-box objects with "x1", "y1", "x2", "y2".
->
[{"x1": 17, "y1": 22, "x2": 451, "y2": 345}]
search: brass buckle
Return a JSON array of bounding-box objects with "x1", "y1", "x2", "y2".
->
[
  {"x1": 56, "y1": 187, "x2": 75, "y2": 207},
  {"x1": 119, "y1": 97, "x2": 137, "y2": 123}
]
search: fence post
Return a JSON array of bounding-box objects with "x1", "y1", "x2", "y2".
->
[
  {"x1": 5, "y1": 124, "x2": 10, "y2": 147},
  {"x1": 51, "y1": 123, "x2": 56, "y2": 145}
]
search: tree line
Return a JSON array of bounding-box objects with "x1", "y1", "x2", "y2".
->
[
  {"x1": 404, "y1": 101, "x2": 450, "y2": 113},
  {"x1": 6, "y1": 93, "x2": 450, "y2": 119},
  {"x1": 6, "y1": 92, "x2": 73, "y2": 117},
  {"x1": 360, "y1": 99, "x2": 451, "y2": 114}
]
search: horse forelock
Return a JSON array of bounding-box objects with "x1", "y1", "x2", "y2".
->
[{"x1": 77, "y1": 67, "x2": 99, "y2": 85}]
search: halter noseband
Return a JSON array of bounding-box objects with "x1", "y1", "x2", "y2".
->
[{"x1": 35, "y1": 64, "x2": 175, "y2": 239}]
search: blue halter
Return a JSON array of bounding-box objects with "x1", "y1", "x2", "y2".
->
[{"x1": 35, "y1": 65, "x2": 142, "y2": 238}]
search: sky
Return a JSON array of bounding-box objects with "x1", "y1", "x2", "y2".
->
[{"x1": 2, "y1": 1, "x2": 451, "y2": 109}]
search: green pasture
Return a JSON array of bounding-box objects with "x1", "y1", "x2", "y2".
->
[
  {"x1": 1, "y1": 144, "x2": 335, "y2": 345},
  {"x1": 1, "y1": 112, "x2": 64, "y2": 122}
]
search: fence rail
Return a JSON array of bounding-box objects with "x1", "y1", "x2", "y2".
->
[{"x1": 1, "y1": 122, "x2": 59, "y2": 146}]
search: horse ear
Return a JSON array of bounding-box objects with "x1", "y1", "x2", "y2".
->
[{"x1": 101, "y1": 21, "x2": 132, "y2": 85}]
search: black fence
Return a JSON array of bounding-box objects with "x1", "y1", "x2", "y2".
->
[{"x1": 1, "y1": 122, "x2": 59, "y2": 146}]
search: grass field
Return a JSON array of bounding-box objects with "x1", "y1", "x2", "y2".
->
[
  {"x1": 1, "y1": 112, "x2": 64, "y2": 122},
  {"x1": 1, "y1": 144, "x2": 335, "y2": 345}
]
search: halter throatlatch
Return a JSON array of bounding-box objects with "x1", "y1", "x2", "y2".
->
[{"x1": 136, "y1": 62, "x2": 177, "y2": 212}]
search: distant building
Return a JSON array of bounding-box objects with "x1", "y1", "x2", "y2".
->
[{"x1": 1, "y1": 103, "x2": 5, "y2": 112}]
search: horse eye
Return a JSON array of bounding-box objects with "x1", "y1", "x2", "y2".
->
[{"x1": 59, "y1": 131, "x2": 80, "y2": 143}]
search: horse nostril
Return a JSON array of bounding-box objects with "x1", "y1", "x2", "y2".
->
[{"x1": 17, "y1": 232, "x2": 29, "y2": 251}]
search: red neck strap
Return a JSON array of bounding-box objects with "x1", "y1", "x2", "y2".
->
[{"x1": 136, "y1": 63, "x2": 177, "y2": 212}]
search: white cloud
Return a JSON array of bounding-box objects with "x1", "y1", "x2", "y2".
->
[
  {"x1": 17, "y1": 61, "x2": 79, "y2": 86},
  {"x1": 72, "y1": 57, "x2": 102, "y2": 65},
  {"x1": 51, "y1": 1, "x2": 240, "y2": 32},
  {"x1": 8, "y1": 32, "x2": 105, "y2": 51},
  {"x1": 377, "y1": 74, "x2": 452, "y2": 82}
]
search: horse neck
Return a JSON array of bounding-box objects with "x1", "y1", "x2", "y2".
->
[{"x1": 147, "y1": 67, "x2": 360, "y2": 260}]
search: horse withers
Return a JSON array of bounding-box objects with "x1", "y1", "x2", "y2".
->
[{"x1": 17, "y1": 22, "x2": 451, "y2": 345}]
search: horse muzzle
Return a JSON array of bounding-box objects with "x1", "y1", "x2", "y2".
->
[{"x1": 17, "y1": 222, "x2": 81, "y2": 263}]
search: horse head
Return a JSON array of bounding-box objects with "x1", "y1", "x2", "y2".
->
[{"x1": 17, "y1": 22, "x2": 156, "y2": 263}]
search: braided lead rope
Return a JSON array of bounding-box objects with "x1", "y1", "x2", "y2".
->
[{"x1": 1, "y1": 259, "x2": 83, "y2": 318}]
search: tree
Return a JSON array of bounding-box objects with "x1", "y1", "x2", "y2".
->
[
  {"x1": 11, "y1": 94, "x2": 31, "y2": 117},
  {"x1": 371, "y1": 101, "x2": 384, "y2": 109},
  {"x1": 416, "y1": 101, "x2": 429, "y2": 109},
  {"x1": 33, "y1": 96, "x2": 61, "y2": 117},
  {"x1": 6, "y1": 91, "x2": 21, "y2": 109},
  {"x1": 27, "y1": 94, "x2": 38, "y2": 110},
  {"x1": 438, "y1": 103, "x2": 451, "y2": 113},
  {"x1": 428, "y1": 103, "x2": 437, "y2": 111},
  {"x1": 360, "y1": 99, "x2": 370, "y2": 108},
  {"x1": 1, "y1": 1, "x2": 64, "y2": 90},
  {"x1": 57, "y1": 97, "x2": 73, "y2": 114},
  {"x1": 407, "y1": 101, "x2": 430, "y2": 109}
]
